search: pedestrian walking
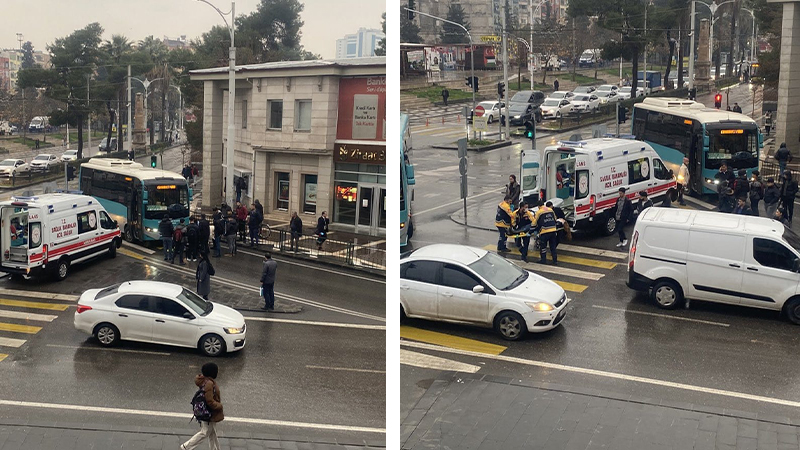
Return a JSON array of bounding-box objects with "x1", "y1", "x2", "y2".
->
[
  {"x1": 181, "y1": 363, "x2": 223, "y2": 450},
  {"x1": 236, "y1": 202, "x2": 248, "y2": 242},
  {"x1": 173, "y1": 219, "x2": 186, "y2": 265},
  {"x1": 677, "y1": 157, "x2": 690, "y2": 205},
  {"x1": 613, "y1": 188, "x2": 633, "y2": 247},
  {"x1": 182, "y1": 165, "x2": 191, "y2": 180},
  {"x1": 775, "y1": 143, "x2": 792, "y2": 175},
  {"x1": 764, "y1": 177, "x2": 781, "y2": 219},
  {"x1": 225, "y1": 212, "x2": 238, "y2": 256},
  {"x1": 733, "y1": 197, "x2": 752, "y2": 215},
  {"x1": 289, "y1": 211, "x2": 303, "y2": 252},
  {"x1": 780, "y1": 170, "x2": 798, "y2": 222},
  {"x1": 733, "y1": 169, "x2": 750, "y2": 200},
  {"x1": 260, "y1": 252, "x2": 277, "y2": 311},
  {"x1": 732, "y1": 103, "x2": 742, "y2": 113},
  {"x1": 505, "y1": 174, "x2": 521, "y2": 207},
  {"x1": 158, "y1": 214, "x2": 174, "y2": 261},
  {"x1": 212, "y1": 208, "x2": 223, "y2": 258},
  {"x1": 186, "y1": 217, "x2": 200, "y2": 262},
  {"x1": 749, "y1": 170, "x2": 764, "y2": 216},
  {"x1": 633, "y1": 191, "x2": 653, "y2": 220},
  {"x1": 195, "y1": 252, "x2": 214, "y2": 300},
  {"x1": 441, "y1": 87, "x2": 449, "y2": 106},
  {"x1": 765, "y1": 111, "x2": 773, "y2": 135},
  {"x1": 248, "y1": 205, "x2": 260, "y2": 247},
  {"x1": 235, "y1": 177, "x2": 247, "y2": 204},
  {"x1": 514, "y1": 203, "x2": 535, "y2": 263},
  {"x1": 315, "y1": 211, "x2": 329, "y2": 250},
  {"x1": 534, "y1": 200, "x2": 559, "y2": 264},
  {"x1": 553, "y1": 79, "x2": 559, "y2": 91},
  {"x1": 495, "y1": 195, "x2": 515, "y2": 252},
  {"x1": 198, "y1": 213, "x2": 211, "y2": 255}
]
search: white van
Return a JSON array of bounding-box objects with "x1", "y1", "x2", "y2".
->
[
  {"x1": 0, "y1": 194, "x2": 121, "y2": 281},
  {"x1": 522, "y1": 138, "x2": 677, "y2": 235},
  {"x1": 627, "y1": 207, "x2": 800, "y2": 324}
]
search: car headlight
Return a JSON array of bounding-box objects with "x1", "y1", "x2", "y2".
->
[
  {"x1": 146, "y1": 227, "x2": 158, "y2": 233},
  {"x1": 224, "y1": 326, "x2": 245, "y2": 334},
  {"x1": 514, "y1": 115, "x2": 521, "y2": 119},
  {"x1": 525, "y1": 301, "x2": 554, "y2": 312}
]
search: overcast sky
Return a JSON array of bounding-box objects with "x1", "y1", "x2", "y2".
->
[{"x1": 2, "y1": 0, "x2": 384, "y2": 59}]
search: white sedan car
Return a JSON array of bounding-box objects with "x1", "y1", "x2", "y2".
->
[
  {"x1": 74, "y1": 281, "x2": 246, "y2": 356},
  {"x1": 0, "y1": 159, "x2": 29, "y2": 177},
  {"x1": 61, "y1": 150, "x2": 79, "y2": 162},
  {"x1": 617, "y1": 86, "x2": 645, "y2": 100},
  {"x1": 548, "y1": 90, "x2": 576, "y2": 101},
  {"x1": 569, "y1": 94, "x2": 601, "y2": 113},
  {"x1": 596, "y1": 90, "x2": 620, "y2": 104},
  {"x1": 540, "y1": 98, "x2": 573, "y2": 119},
  {"x1": 400, "y1": 244, "x2": 570, "y2": 340},
  {"x1": 469, "y1": 101, "x2": 503, "y2": 124},
  {"x1": 29, "y1": 154, "x2": 60, "y2": 172}
]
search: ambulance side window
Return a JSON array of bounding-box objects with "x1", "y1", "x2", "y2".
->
[
  {"x1": 29, "y1": 223, "x2": 41, "y2": 248},
  {"x1": 77, "y1": 211, "x2": 97, "y2": 234},
  {"x1": 99, "y1": 211, "x2": 116, "y2": 230},
  {"x1": 628, "y1": 157, "x2": 651, "y2": 184}
]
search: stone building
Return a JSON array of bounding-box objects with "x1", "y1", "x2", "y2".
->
[{"x1": 189, "y1": 57, "x2": 386, "y2": 237}]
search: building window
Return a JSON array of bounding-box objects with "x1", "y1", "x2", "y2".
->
[
  {"x1": 267, "y1": 100, "x2": 283, "y2": 130},
  {"x1": 275, "y1": 172, "x2": 290, "y2": 211},
  {"x1": 303, "y1": 174, "x2": 317, "y2": 214},
  {"x1": 295, "y1": 100, "x2": 312, "y2": 131},
  {"x1": 242, "y1": 100, "x2": 248, "y2": 129}
]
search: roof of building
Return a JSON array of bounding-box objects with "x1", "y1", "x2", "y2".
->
[{"x1": 189, "y1": 56, "x2": 385, "y2": 76}]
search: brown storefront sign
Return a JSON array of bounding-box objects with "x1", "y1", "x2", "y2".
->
[{"x1": 336, "y1": 143, "x2": 386, "y2": 164}]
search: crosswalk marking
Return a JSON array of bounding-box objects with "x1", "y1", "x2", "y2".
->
[
  {"x1": 0, "y1": 337, "x2": 26, "y2": 348},
  {"x1": 516, "y1": 261, "x2": 605, "y2": 281},
  {"x1": 0, "y1": 310, "x2": 57, "y2": 322},
  {"x1": 556, "y1": 244, "x2": 628, "y2": 260},
  {"x1": 0, "y1": 354, "x2": 6, "y2": 362},
  {"x1": 0, "y1": 299, "x2": 69, "y2": 311},
  {"x1": 0, "y1": 289, "x2": 78, "y2": 302},
  {"x1": 400, "y1": 349, "x2": 482, "y2": 373},
  {"x1": 0, "y1": 322, "x2": 41, "y2": 334},
  {"x1": 552, "y1": 280, "x2": 588, "y2": 293},
  {"x1": 483, "y1": 245, "x2": 618, "y2": 270},
  {"x1": 401, "y1": 325, "x2": 507, "y2": 356}
]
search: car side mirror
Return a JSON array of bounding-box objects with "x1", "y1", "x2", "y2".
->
[
  {"x1": 473, "y1": 285, "x2": 484, "y2": 294},
  {"x1": 183, "y1": 312, "x2": 195, "y2": 320}
]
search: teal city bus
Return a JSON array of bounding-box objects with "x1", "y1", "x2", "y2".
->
[
  {"x1": 632, "y1": 97, "x2": 763, "y2": 195},
  {"x1": 401, "y1": 113, "x2": 415, "y2": 247},
  {"x1": 79, "y1": 158, "x2": 192, "y2": 243}
]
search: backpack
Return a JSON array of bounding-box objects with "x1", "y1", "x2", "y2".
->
[
  {"x1": 173, "y1": 227, "x2": 183, "y2": 243},
  {"x1": 190, "y1": 382, "x2": 214, "y2": 423},
  {"x1": 187, "y1": 225, "x2": 198, "y2": 239}
]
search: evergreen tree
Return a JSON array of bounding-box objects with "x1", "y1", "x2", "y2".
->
[
  {"x1": 21, "y1": 41, "x2": 36, "y2": 69},
  {"x1": 440, "y1": 4, "x2": 470, "y2": 44},
  {"x1": 401, "y1": 6, "x2": 422, "y2": 43}
]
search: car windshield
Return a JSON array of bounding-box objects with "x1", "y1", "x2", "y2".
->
[
  {"x1": 65, "y1": 151, "x2": 77, "y2": 156},
  {"x1": 509, "y1": 104, "x2": 529, "y2": 113},
  {"x1": 478, "y1": 102, "x2": 495, "y2": 110},
  {"x1": 575, "y1": 96, "x2": 589, "y2": 101},
  {"x1": 619, "y1": 87, "x2": 631, "y2": 93},
  {"x1": 511, "y1": 92, "x2": 532, "y2": 102},
  {"x1": 468, "y1": 251, "x2": 528, "y2": 290},
  {"x1": 178, "y1": 288, "x2": 212, "y2": 316},
  {"x1": 34, "y1": 156, "x2": 49, "y2": 161},
  {"x1": 145, "y1": 183, "x2": 190, "y2": 220},
  {"x1": 543, "y1": 99, "x2": 560, "y2": 106},
  {"x1": 0, "y1": 160, "x2": 15, "y2": 166}
]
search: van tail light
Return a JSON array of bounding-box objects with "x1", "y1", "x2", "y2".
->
[
  {"x1": 76, "y1": 305, "x2": 92, "y2": 314},
  {"x1": 629, "y1": 231, "x2": 639, "y2": 271},
  {"x1": 589, "y1": 194, "x2": 597, "y2": 216},
  {"x1": 42, "y1": 244, "x2": 48, "y2": 264}
]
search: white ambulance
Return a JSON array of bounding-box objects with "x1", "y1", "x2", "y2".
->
[
  {"x1": 524, "y1": 138, "x2": 677, "y2": 235},
  {"x1": 0, "y1": 193, "x2": 121, "y2": 281}
]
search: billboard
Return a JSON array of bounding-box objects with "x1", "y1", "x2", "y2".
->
[{"x1": 336, "y1": 76, "x2": 386, "y2": 142}]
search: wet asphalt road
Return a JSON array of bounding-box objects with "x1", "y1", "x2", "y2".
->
[{"x1": 400, "y1": 84, "x2": 800, "y2": 423}]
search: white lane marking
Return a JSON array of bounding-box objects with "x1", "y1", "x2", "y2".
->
[
  {"x1": 46, "y1": 344, "x2": 171, "y2": 356},
  {"x1": 557, "y1": 244, "x2": 628, "y2": 260},
  {"x1": 305, "y1": 365, "x2": 386, "y2": 374},
  {"x1": 121, "y1": 241, "x2": 155, "y2": 255},
  {"x1": 128, "y1": 257, "x2": 385, "y2": 323},
  {"x1": 235, "y1": 248, "x2": 385, "y2": 284},
  {"x1": 401, "y1": 340, "x2": 800, "y2": 408},
  {"x1": 684, "y1": 195, "x2": 716, "y2": 210},
  {"x1": 414, "y1": 188, "x2": 505, "y2": 217},
  {"x1": 591, "y1": 305, "x2": 731, "y2": 327},
  {"x1": 0, "y1": 337, "x2": 26, "y2": 348},
  {"x1": 0, "y1": 310, "x2": 58, "y2": 322},
  {"x1": 0, "y1": 399, "x2": 384, "y2": 433},
  {"x1": 0, "y1": 289, "x2": 78, "y2": 302},
  {"x1": 400, "y1": 349, "x2": 481, "y2": 373},
  {"x1": 243, "y1": 317, "x2": 385, "y2": 330},
  {"x1": 517, "y1": 262, "x2": 605, "y2": 281}
]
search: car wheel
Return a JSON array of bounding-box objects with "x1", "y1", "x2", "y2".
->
[
  {"x1": 602, "y1": 214, "x2": 616, "y2": 236},
  {"x1": 400, "y1": 305, "x2": 407, "y2": 322},
  {"x1": 108, "y1": 240, "x2": 117, "y2": 258},
  {"x1": 94, "y1": 323, "x2": 120, "y2": 346},
  {"x1": 651, "y1": 279, "x2": 684, "y2": 310},
  {"x1": 199, "y1": 333, "x2": 226, "y2": 356},
  {"x1": 494, "y1": 311, "x2": 527, "y2": 341},
  {"x1": 52, "y1": 258, "x2": 70, "y2": 281},
  {"x1": 784, "y1": 297, "x2": 800, "y2": 325}
]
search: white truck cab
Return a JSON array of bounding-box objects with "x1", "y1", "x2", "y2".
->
[{"x1": 0, "y1": 193, "x2": 121, "y2": 280}]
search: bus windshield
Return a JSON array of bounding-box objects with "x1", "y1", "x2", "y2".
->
[
  {"x1": 706, "y1": 129, "x2": 759, "y2": 170},
  {"x1": 145, "y1": 184, "x2": 190, "y2": 220}
]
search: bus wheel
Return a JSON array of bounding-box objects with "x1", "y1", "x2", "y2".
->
[{"x1": 123, "y1": 225, "x2": 134, "y2": 243}]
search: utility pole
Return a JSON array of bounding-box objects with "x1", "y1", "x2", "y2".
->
[
  {"x1": 688, "y1": 0, "x2": 696, "y2": 91},
  {"x1": 87, "y1": 74, "x2": 91, "y2": 158},
  {"x1": 127, "y1": 65, "x2": 132, "y2": 153},
  {"x1": 643, "y1": 1, "x2": 648, "y2": 93},
  {"x1": 502, "y1": 0, "x2": 510, "y2": 140},
  {"x1": 530, "y1": 2, "x2": 534, "y2": 89}
]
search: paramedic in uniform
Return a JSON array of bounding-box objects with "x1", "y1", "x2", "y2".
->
[
  {"x1": 495, "y1": 196, "x2": 515, "y2": 252},
  {"x1": 534, "y1": 201, "x2": 559, "y2": 265},
  {"x1": 515, "y1": 203, "x2": 535, "y2": 263}
]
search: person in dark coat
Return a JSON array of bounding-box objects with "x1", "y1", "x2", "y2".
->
[
  {"x1": 235, "y1": 202, "x2": 248, "y2": 242},
  {"x1": 506, "y1": 175, "x2": 521, "y2": 207},
  {"x1": 749, "y1": 171, "x2": 764, "y2": 216},
  {"x1": 733, "y1": 169, "x2": 750, "y2": 200},
  {"x1": 553, "y1": 79, "x2": 559, "y2": 91},
  {"x1": 195, "y1": 252, "x2": 214, "y2": 300},
  {"x1": 764, "y1": 177, "x2": 781, "y2": 219},
  {"x1": 225, "y1": 212, "x2": 238, "y2": 256},
  {"x1": 733, "y1": 197, "x2": 753, "y2": 215},
  {"x1": 774, "y1": 207, "x2": 790, "y2": 225},
  {"x1": 248, "y1": 205, "x2": 261, "y2": 247},
  {"x1": 289, "y1": 212, "x2": 303, "y2": 252},
  {"x1": 775, "y1": 143, "x2": 792, "y2": 175},
  {"x1": 613, "y1": 187, "x2": 634, "y2": 247},
  {"x1": 186, "y1": 217, "x2": 200, "y2": 262},
  {"x1": 780, "y1": 170, "x2": 799, "y2": 222},
  {"x1": 235, "y1": 177, "x2": 247, "y2": 203},
  {"x1": 260, "y1": 252, "x2": 277, "y2": 311},
  {"x1": 198, "y1": 214, "x2": 211, "y2": 255},
  {"x1": 441, "y1": 87, "x2": 449, "y2": 106},
  {"x1": 315, "y1": 211, "x2": 329, "y2": 250},
  {"x1": 158, "y1": 214, "x2": 174, "y2": 261},
  {"x1": 718, "y1": 187, "x2": 735, "y2": 213},
  {"x1": 633, "y1": 191, "x2": 653, "y2": 220}
]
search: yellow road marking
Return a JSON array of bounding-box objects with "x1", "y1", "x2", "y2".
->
[
  {"x1": 483, "y1": 245, "x2": 618, "y2": 269},
  {"x1": 0, "y1": 299, "x2": 69, "y2": 311},
  {"x1": 553, "y1": 280, "x2": 588, "y2": 293},
  {"x1": 0, "y1": 322, "x2": 41, "y2": 334},
  {"x1": 0, "y1": 354, "x2": 6, "y2": 362},
  {"x1": 118, "y1": 248, "x2": 145, "y2": 260},
  {"x1": 400, "y1": 325, "x2": 507, "y2": 355}
]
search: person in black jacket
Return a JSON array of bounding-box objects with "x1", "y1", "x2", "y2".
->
[
  {"x1": 749, "y1": 171, "x2": 764, "y2": 216},
  {"x1": 212, "y1": 208, "x2": 224, "y2": 258},
  {"x1": 158, "y1": 215, "x2": 174, "y2": 261},
  {"x1": 315, "y1": 211, "x2": 329, "y2": 250},
  {"x1": 780, "y1": 170, "x2": 799, "y2": 222},
  {"x1": 225, "y1": 212, "x2": 238, "y2": 256},
  {"x1": 733, "y1": 169, "x2": 750, "y2": 200},
  {"x1": 764, "y1": 177, "x2": 781, "y2": 219},
  {"x1": 633, "y1": 191, "x2": 653, "y2": 220},
  {"x1": 198, "y1": 214, "x2": 211, "y2": 256},
  {"x1": 248, "y1": 205, "x2": 261, "y2": 247},
  {"x1": 719, "y1": 187, "x2": 735, "y2": 213},
  {"x1": 186, "y1": 217, "x2": 200, "y2": 262},
  {"x1": 733, "y1": 197, "x2": 753, "y2": 215},
  {"x1": 506, "y1": 175, "x2": 521, "y2": 207},
  {"x1": 289, "y1": 212, "x2": 303, "y2": 252},
  {"x1": 613, "y1": 187, "x2": 634, "y2": 247}
]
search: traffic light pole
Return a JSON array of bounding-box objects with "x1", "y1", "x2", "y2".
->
[{"x1": 616, "y1": 102, "x2": 621, "y2": 137}]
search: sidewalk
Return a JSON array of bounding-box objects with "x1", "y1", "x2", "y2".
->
[
  {"x1": 0, "y1": 422, "x2": 384, "y2": 449},
  {"x1": 402, "y1": 371, "x2": 800, "y2": 450}
]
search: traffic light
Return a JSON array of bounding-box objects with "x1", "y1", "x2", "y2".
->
[
  {"x1": 465, "y1": 77, "x2": 472, "y2": 89},
  {"x1": 407, "y1": 0, "x2": 415, "y2": 20},
  {"x1": 150, "y1": 155, "x2": 157, "y2": 168},
  {"x1": 473, "y1": 77, "x2": 479, "y2": 93},
  {"x1": 497, "y1": 82, "x2": 505, "y2": 98},
  {"x1": 66, "y1": 165, "x2": 75, "y2": 181},
  {"x1": 524, "y1": 121, "x2": 536, "y2": 140},
  {"x1": 617, "y1": 105, "x2": 627, "y2": 124},
  {"x1": 714, "y1": 94, "x2": 722, "y2": 109}
]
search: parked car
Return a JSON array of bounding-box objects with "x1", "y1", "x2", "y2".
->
[
  {"x1": 510, "y1": 90, "x2": 546, "y2": 108},
  {"x1": 99, "y1": 137, "x2": 118, "y2": 152},
  {"x1": 0, "y1": 159, "x2": 29, "y2": 177},
  {"x1": 29, "y1": 154, "x2": 60, "y2": 172},
  {"x1": 540, "y1": 98, "x2": 573, "y2": 119},
  {"x1": 596, "y1": 85, "x2": 620, "y2": 104},
  {"x1": 468, "y1": 101, "x2": 503, "y2": 124},
  {"x1": 502, "y1": 102, "x2": 540, "y2": 125},
  {"x1": 61, "y1": 150, "x2": 79, "y2": 162},
  {"x1": 569, "y1": 94, "x2": 601, "y2": 113},
  {"x1": 74, "y1": 280, "x2": 247, "y2": 356},
  {"x1": 548, "y1": 90, "x2": 576, "y2": 101},
  {"x1": 400, "y1": 244, "x2": 570, "y2": 340},
  {"x1": 617, "y1": 86, "x2": 645, "y2": 100},
  {"x1": 572, "y1": 86, "x2": 597, "y2": 95}
]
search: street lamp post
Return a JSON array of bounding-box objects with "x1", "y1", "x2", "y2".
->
[
  {"x1": 197, "y1": 0, "x2": 236, "y2": 206},
  {"x1": 741, "y1": 8, "x2": 756, "y2": 63},
  {"x1": 695, "y1": 0, "x2": 736, "y2": 74}
]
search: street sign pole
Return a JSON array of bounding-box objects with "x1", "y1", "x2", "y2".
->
[
  {"x1": 616, "y1": 102, "x2": 621, "y2": 137},
  {"x1": 458, "y1": 138, "x2": 468, "y2": 225}
]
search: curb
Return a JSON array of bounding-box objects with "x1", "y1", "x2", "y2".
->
[
  {"x1": 431, "y1": 140, "x2": 513, "y2": 152},
  {"x1": 449, "y1": 209, "x2": 496, "y2": 232}
]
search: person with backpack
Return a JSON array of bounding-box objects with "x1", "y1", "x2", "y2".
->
[
  {"x1": 749, "y1": 170, "x2": 764, "y2": 216},
  {"x1": 733, "y1": 169, "x2": 750, "y2": 200},
  {"x1": 158, "y1": 214, "x2": 174, "y2": 261},
  {"x1": 186, "y1": 217, "x2": 200, "y2": 262},
  {"x1": 198, "y1": 214, "x2": 211, "y2": 256},
  {"x1": 719, "y1": 187, "x2": 736, "y2": 213},
  {"x1": 225, "y1": 211, "x2": 238, "y2": 256},
  {"x1": 212, "y1": 208, "x2": 223, "y2": 258},
  {"x1": 248, "y1": 205, "x2": 261, "y2": 247},
  {"x1": 195, "y1": 252, "x2": 214, "y2": 300},
  {"x1": 182, "y1": 362, "x2": 223, "y2": 450},
  {"x1": 173, "y1": 219, "x2": 187, "y2": 265}
]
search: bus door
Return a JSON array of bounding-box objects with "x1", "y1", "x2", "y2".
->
[
  {"x1": 127, "y1": 180, "x2": 142, "y2": 241},
  {"x1": 690, "y1": 124, "x2": 704, "y2": 194}
]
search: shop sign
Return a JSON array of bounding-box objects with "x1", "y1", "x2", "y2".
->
[{"x1": 336, "y1": 144, "x2": 386, "y2": 164}]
